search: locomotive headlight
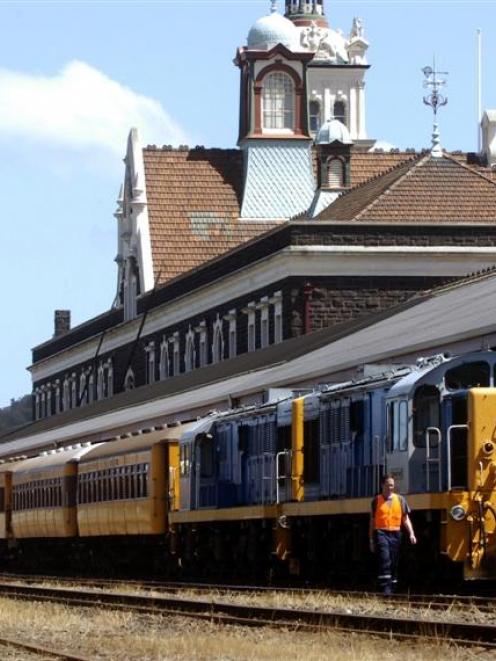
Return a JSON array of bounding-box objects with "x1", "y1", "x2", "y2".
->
[
  {"x1": 450, "y1": 505, "x2": 467, "y2": 522},
  {"x1": 482, "y1": 441, "x2": 495, "y2": 456}
]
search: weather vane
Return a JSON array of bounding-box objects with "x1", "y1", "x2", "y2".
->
[{"x1": 422, "y1": 61, "x2": 448, "y2": 157}]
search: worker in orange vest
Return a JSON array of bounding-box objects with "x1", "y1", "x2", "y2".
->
[{"x1": 369, "y1": 474, "x2": 417, "y2": 595}]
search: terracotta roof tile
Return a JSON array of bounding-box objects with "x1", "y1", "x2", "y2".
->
[
  {"x1": 317, "y1": 153, "x2": 496, "y2": 223},
  {"x1": 144, "y1": 147, "x2": 496, "y2": 285},
  {"x1": 143, "y1": 148, "x2": 281, "y2": 284}
]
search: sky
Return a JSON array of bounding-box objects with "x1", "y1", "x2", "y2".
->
[{"x1": 0, "y1": 0, "x2": 495, "y2": 408}]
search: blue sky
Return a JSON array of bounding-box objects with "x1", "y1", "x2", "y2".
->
[{"x1": 0, "y1": 0, "x2": 495, "y2": 407}]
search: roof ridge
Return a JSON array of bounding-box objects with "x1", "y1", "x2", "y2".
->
[
  {"x1": 425, "y1": 265, "x2": 496, "y2": 298},
  {"x1": 442, "y1": 152, "x2": 496, "y2": 187},
  {"x1": 143, "y1": 145, "x2": 241, "y2": 154},
  {"x1": 353, "y1": 153, "x2": 430, "y2": 221},
  {"x1": 345, "y1": 152, "x2": 421, "y2": 195}
]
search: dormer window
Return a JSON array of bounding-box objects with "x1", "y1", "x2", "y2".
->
[
  {"x1": 326, "y1": 157, "x2": 345, "y2": 188},
  {"x1": 263, "y1": 72, "x2": 294, "y2": 131}
]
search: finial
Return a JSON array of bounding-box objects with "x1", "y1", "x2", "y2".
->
[
  {"x1": 422, "y1": 59, "x2": 448, "y2": 158},
  {"x1": 270, "y1": 0, "x2": 278, "y2": 13}
]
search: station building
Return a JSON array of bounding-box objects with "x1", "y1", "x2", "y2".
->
[{"x1": 3, "y1": 1, "x2": 496, "y2": 456}]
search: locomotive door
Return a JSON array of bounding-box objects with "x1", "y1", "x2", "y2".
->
[
  {"x1": 410, "y1": 385, "x2": 442, "y2": 493},
  {"x1": 385, "y1": 399, "x2": 409, "y2": 494}
]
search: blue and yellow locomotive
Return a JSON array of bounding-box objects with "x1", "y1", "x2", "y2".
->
[{"x1": 0, "y1": 350, "x2": 495, "y2": 583}]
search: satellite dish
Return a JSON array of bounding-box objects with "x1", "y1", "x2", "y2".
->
[{"x1": 422, "y1": 66, "x2": 433, "y2": 77}]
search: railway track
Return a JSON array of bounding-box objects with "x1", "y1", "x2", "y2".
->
[
  {"x1": 0, "y1": 634, "x2": 91, "y2": 660},
  {"x1": 1, "y1": 573, "x2": 495, "y2": 614},
  {"x1": 0, "y1": 577, "x2": 495, "y2": 649}
]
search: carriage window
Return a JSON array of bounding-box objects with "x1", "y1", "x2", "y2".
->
[
  {"x1": 413, "y1": 385, "x2": 440, "y2": 448},
  {"x1": 445, "y1": 362, "x2": 490, "y2": 390}
]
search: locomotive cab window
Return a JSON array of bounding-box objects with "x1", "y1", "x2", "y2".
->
[
  {"x1": 445, "y1": 361, "x2": 490, "y2": 390},
  {"x1": 387, "y1": 400, "x2": 408, "y2": 451},
  {"x1": 413, "y1": 385, "x2": 440, "y2": 448}
]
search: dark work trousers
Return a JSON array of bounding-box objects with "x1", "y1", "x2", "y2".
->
[{"x1": 374, "y1": 529, "x2": 402, "y2": 595}]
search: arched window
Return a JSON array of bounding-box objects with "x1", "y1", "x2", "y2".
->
[
  {"x1": 309, "y1": 100, "x2": 321, "y2": 134},
  {"x1": 333, "y1": 100, "x2": 346, "y2": 124},
  {"x1": 212, "y1": 319, "x2": 224, "y2": 364},
  {"x1": 326, "y1": 158, "x2": 345, "y2": 188},
  {"x1": 124, "y1": 367, "x2": 135, "y2": 391},
  {"x1": 262, "y1": 72, "x2": 294, "y2": 130},
  {"x1": 159, "y1": 339, "x2": 169, "y2": 380},
  {"x1": 184, "y1": 330, "x2": 195, "y2": 373},
  {"x1": 145, "y1": 343, "x2": 156, "y2": 385}
]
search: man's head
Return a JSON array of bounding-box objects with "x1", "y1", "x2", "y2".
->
[{"x1": 381, "y1": 474, "x2": 395, "y2": 498}]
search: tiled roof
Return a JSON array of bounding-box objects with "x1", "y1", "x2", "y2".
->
[
  {"x1": 348, "y1": 150, "x2": 421, "y2": 186},
  {"x1": 317, "y1": 153, "x2": 496, "y2": 222},
  {"x1": 143, "y1": 147, "x2": 281, "y2": 284},
  {"x1": 144, "y1": 147, "x2": 496, "y2": 286}
]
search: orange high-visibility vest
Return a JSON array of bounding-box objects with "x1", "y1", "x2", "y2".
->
[{"x1": 374, "y1": 494, "x2": 402, "y2": 531}]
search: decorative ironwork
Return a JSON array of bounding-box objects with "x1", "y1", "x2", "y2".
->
[{"x1": 422, "y1": 61, "x2": 448, "y2": 157}]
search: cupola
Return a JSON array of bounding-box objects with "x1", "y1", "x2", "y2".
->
[
  {"x1": 316, "y1": 119, "x2": 352, "y2": 190},
  {"x1": 248, "y1": 3, "x2": 299, "y2": 51}
]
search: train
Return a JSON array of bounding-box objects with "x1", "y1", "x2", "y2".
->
[{"x1": 0, "y1": 349, "x2": 495, "y2": 585}]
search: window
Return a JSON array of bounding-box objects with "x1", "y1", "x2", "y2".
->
[
  {"x1": 273, "y1": 292, "x2": 283, "y2": 344},
  {"x1": 246, "y1": 305, "x2": 256, "y2": 352},
  {"x1": 197, "y1": 322, "x2": 208, "y2": 367},
  {"x1": 387, "y1": 400, "x2": 409, "y2": 451},
  {"x1": 260, "y1": 299, "x2": 269, "y2": 349},
  {"x1": 88, "y1": 372, "x2": 94, "y2": 403},
  {"x1": 54, "y1": 381, "x2": 61, "y2": 414},
  {"x1": 122, "y1": 368, "x2": 133, "y2": 392},
  {"x1": 413, "y1": 385, "x2": 440, "y2": 448},
  {"x1": 97, "y1": 364, "x2": 103, "y2": 400},
  {"x1": 70, "y1": 374, "x2": 77, "y2": 408},
  {"x1": 262, "y1": 72, "x2": 294, "y2": 130},
  {"x1": 79, "y1": 373, "x2": 87, "y2": 406},
  {"x1": 145, "y1": 342, "x2": 156, "y2": 384},
  {"x1": 326, "y1": 158, "x2": 345, "y2": 188},
  {"x1": 62, "y1": 378, "x2": 69, "y2": 411},
  {"x1": 159, "y1": 339, "x2": 169, "y2": 379},
  {"x1": 184, "y1": 329, "x2": 195, "y2": 372},
  {"x1": 212, "y1": 318, "x2": 224, "y2": 364},
  {"x1": 225, "y1": 310, "x2": 237, "y2": 359},
  {"x1": 445, "y1": 361, "x2": 490, "y2": 391},
  {"x1": 46, "y1": 387, "x2": 52, "y2": 417},
  {"x1": 172, "y1": 334, "x2": 180, "y2": 376},
  {"x1": 309, "y1": 99, "x2": 321, "y2": 134},
  {"x1": 333, "y1": 100, "x2": 346, "y2": 124}
]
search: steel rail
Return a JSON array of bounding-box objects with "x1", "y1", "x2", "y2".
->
[
  {"x1": 0, "y1": 573, "x2": 495, "y2": 612},
  {"x1": 0, "y1": 634, "x2": 91, "y2": 660},
  {"x1": 0, "y1": 581, "x2": 495, "y2": 649}
]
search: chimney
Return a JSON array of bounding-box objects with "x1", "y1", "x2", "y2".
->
[
  {"x1": 54, "y1": 310, "x2": 71, "y2": 338},
  {"x1": 481, "y1": 110, "x2": 496, "y2": 167}
]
